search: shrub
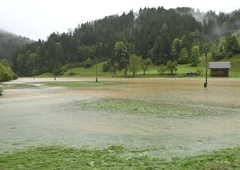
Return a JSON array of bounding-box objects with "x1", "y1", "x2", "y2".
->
[
  {"x1": 214, "y1": 51, "x2": 225, "y2": 60},
  {"x1": 68, "y1": 72, "x2": 76, "y2": 76},
  {"x1": 0, "y1": 64, "x2": 18, "y2": 82},
  {"x1": 84, "y1": 58, "x2": 93, "y2": 68},
  {"x1": 158, "y1": 64, "x2": 166, "y2": 74},
  {"x1": 196, "y1": 68, "x2": 203, "y2": 75},
  {"x1": 226, "y1": 51, "x2": 233, "y2": 58},
  {"x1": 102, "y1": 63, "x2": 109, "y2": 72}
]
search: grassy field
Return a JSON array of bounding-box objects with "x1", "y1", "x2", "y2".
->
[
  {"x1": 0, "y1": 146, "x2": 240, "y2": 169},
  {"x1": 38, "y1": 63, "x2": 204, "y2": 78},
  {"x1": 37, "y1": 54, "x2": 240, "y2": 78}
]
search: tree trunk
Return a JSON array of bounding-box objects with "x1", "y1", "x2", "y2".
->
[{"x1": 124, "y1": 66, "x2": 128, "y2": 76}]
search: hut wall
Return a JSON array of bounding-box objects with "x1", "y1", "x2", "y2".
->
[{"x1": 210, "y1": 69, "x2": 229, "y2": 76}]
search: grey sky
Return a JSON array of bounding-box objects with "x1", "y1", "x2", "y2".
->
[{"x1": 0, "y1": 0, "x2": 239, "y2": 41}]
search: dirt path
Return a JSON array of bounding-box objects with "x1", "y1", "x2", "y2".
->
[{"x1": 1, "y1": 78, "x2": 240, "y2": 158}]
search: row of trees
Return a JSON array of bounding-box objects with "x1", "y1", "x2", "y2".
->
[
  {"x1": 103, "y1": 40, "x2": 202, "y2": 76},
  {"x1": 9, "y1": 7, "x2": 240, "y2": 77}
]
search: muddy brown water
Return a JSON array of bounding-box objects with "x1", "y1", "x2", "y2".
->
[{"x1": 1, "y1": 77, "x2": 240, "y2": 159}]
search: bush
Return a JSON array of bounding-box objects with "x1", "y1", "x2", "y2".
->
[
  {"x1": 0, "y1": 64, "x2": 18, "y2": 82},
  {"x1": 158, "y1": 64, "x2": 166, "y2": 74},
  {"x1": 68, "y1": 72, "x2": 76, "y2": 76},
  {"x1": 214, "y1": 51, "x2": 226, "y2": 60},
  {"x1": 196, "y1": 68, "x2": 203, "y2": 75},
  {"x1": 102, "y1": 63, "x2": 109, "y2": 72},
  {"x1": 84, "y1": 58, "x2": 93, "y2": 68},
  {"x1": 226, "y1": 51, "x2": 233, "y2": 58}
]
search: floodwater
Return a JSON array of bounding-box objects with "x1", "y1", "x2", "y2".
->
[{"x1": 1, "y1": 77, "x2": 240, "y2": 159}]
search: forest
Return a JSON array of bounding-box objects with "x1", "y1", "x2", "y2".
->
[
  {"x1": 4, "y1": 7, "x2": 240, "y2": 77},
  {"x1": 0, "y1": 30, "x2": 33, "y2": 61}
]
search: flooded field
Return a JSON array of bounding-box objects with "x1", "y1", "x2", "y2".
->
[{"x1": 1, "y1": 77, "x2": 240, "y2": 159}]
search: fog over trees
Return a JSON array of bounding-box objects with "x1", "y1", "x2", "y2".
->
[{"x1": 2, "y1": 7, "x2": 240, "y2": 77}]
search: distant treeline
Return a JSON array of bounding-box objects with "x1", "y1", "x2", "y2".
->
[
  {"x1": 0, "y1": 30, "x2": 33, "y2": 61},
  {"x1": 10, "y1": 7, "x2": 240, "y2": 76}
]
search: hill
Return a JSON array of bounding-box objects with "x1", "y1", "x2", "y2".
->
[
  {"x1": 0, "y1": 29, "x2": 33, "y2": 60},
  {"x1": 8, "y1": 7, "x2": 240, "y2": 77}
]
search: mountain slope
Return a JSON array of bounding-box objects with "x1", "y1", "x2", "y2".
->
[{"x1": 0, "y1": 29, "x2": 33, "y2": 60}]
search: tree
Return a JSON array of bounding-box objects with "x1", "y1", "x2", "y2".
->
[
  {"x1": 178, "y1": 48, "x2": 189, "y2": 64},
  {"x1": 211, "y1": 43, "x2": 217, "y2": 59},
  {"x1": 113, "y1": 41, "x2": 129, "y2": 75},
  {"x1": 158, "y1": 64, "x2": 166, "y2": 75},
  {"x1": 140, "y1": 56, "x2": 152, "y2": 75},
  {"x1": 53, "y1": 43, "x2": 65, "y2": 79},
  {"x1": 0, "y1": 59, "x2": 11, "y2": 67},
  {"x1": 16, "y1": 54, "x2": 24, "y2": 77},
  {"x1": 27, "y1": 53, "x2": 38, "y2": 77},
  {"x1": 166, "y1": 60, "x2": 178, "y2": 75},
  {"x1": 189, "y1": 45, "x2": 200, "y2": 66},
  {"x1": 129, "y1": 54, "x2": 140, "y2": 78},
  {"x1": 151, "y1": 23, "x2": 171, "y2": 64},
  {"x1": 171, "y1": 39, "x2": 182, "y2": 61},
  {"x1": 225, "y1": 35, "x2": 240, "y2": 55},
  {"x1": 0, "y1": 63, "x2": 17, "y2": 82}
]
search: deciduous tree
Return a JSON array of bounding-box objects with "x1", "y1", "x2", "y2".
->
[
  {"x1": 113, "y1": 41, "x2": 129, "y2": 75},
  {"x1": 178, "y1": 48, "x2": 189, "y2": 64},
  {"x1": 140, "y1": 56, "x2": 152, "y2": 75},
  {"x1": 166, "y1": 60, "x2": 178, "y2": 75},
  {"x1": 189, "y1": 46, "x2": 200, "y2": 66},
  {"x1": 129, "y1": 54, "x2": 140, "y2": 78}
]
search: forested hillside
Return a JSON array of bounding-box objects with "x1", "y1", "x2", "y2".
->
[
  {"x1": 0, "y1": 29, "x2": 33, "y2": 61},
  {"x1": 10, "y1": 7, "x2": 240, "y2": 76}
]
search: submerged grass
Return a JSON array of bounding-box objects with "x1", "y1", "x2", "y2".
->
[
  {"x1": 80, "y1": 98, "x2": 230, "y2": 117},
  {"x1": 44, "y1": 81, "x2": 119, "y2": 88},
  {"x1": 3, "y1": 83, "x2": 38, "y2": 89},
  {"x1": 0, "y1": 146, "x2": 240, "y2": 169}
]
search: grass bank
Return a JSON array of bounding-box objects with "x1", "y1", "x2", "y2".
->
[
  {"x1": 37, "y1": 63, "x2": 206, "y2": 79},
  {"x1": 44, "y1": 81, "x2": 119, "y2": 88},
  {"x1": 37, "y1": 55, "x2": 240, "y2": 78},
  {"x1": 0, "y1": 146, "x2": 239, "y2": 169}
]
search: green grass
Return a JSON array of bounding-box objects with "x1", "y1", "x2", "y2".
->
[
  {"x1": 37, "y1": 55, "x2": 240, "y2": 79},
  {"x1": 62, "y1": 62, "x2": 114, "y2": 77},
  {"x1": 36, "y1": 72, "x2": 54, "y2": 78},
  {"x1": 0, "y1": 146, "x2": 240, "y2": 169}
]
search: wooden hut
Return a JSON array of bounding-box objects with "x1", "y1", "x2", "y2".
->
[{"x1": 209, "y1": 62, "x2": 231, "y2": 77}]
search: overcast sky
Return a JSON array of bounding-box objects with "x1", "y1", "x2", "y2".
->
[{"x1": 0, "y1": 0, "x2": 239, "y2": 41}]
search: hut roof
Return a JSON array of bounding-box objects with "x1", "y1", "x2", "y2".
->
[{"x1": 209, "y1": 62, "x2": 231, "y2": 69}]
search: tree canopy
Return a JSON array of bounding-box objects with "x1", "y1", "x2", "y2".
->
[{"x1": 3, "y1": 7, "x2": 240, "y2": 77}]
